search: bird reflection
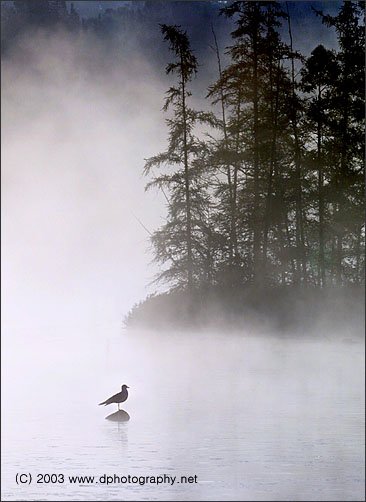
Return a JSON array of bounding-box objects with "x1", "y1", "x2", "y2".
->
[{"x1": 103, "y1": 411, "x2": 129, "y2": 448}]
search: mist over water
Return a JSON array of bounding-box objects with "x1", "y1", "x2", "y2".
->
[
  {"x1": 2, "y1": 17, "x2": 364, "y2": 502},
  {"x1": 3, "y1": 327, "x2": 365, "y2": 501}
]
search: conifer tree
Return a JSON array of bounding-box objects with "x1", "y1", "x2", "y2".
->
[
  {"x1": 315, "y1": 1, "x2": 365, "y2": 285},
  {"x1": 144, "y1": 25, "x2": 213, "y2": 293},
  {"x1": 301, "y1": 45, "x2": 338, "y2": 286}
]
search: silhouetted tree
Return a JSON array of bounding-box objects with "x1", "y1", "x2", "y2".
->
[
  {"x1": 301, "y1": 45, "x2": 338, "y2": 287},
  {"x1": 315, "y1": 1, "x2": 365, "y2": 285},
  {"x1": 144, "y1": 25, "x2": 214, "y2": 294},
  {"x1": 209, "y1": 1, "x2": 291, "y2": 285}
]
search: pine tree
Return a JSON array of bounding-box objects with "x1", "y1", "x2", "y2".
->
[
  {"x1": 144, "y1": 25, "x2": 214, "y2": 294},
  {"x1": 315, "y1": 1, "x2": 365, "y2": 285},
  {"x1": 301, "y1": 45, "x2": 338, "y2": 286},
  {"x1": 211, "y1": 1, "x2": 289, "y2": 285}
]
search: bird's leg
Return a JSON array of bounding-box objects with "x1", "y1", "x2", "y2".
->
[{"x1": 118, "y1": 403, "x2": 120, "y2": 411}]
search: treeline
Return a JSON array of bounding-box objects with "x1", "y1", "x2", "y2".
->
[
  {"x1": 1, "y1": 1, "x2": 223, "y2": 54},
  {"x1": 144, "y1": 1, "x2": 365, "y2": 294},
  {"x1": 1, "y1": 0, "x2": 80, "y2": 48}
]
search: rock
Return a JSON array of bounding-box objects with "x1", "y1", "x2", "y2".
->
[{"x1": 105, "y1": 409, "x2": 130, "y2": 422}]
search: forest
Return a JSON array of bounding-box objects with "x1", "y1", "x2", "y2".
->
[
  {"x1": 144, "y1": 2, "x2": 364, "y2": 286},
  {"x1": 2, "y1": 1, "x2": 365, "y2": 329},
  {"x1": 130, "y1": 1, "x2": 364, "y2": 329}
]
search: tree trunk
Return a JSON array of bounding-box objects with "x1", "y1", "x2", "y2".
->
[
  {"x1": 355, "y1": 225, "x2": 362, "y2": 284},
  {"x1": 252, "y1": 23, "x2": 261, "y2": 284},
  {"x1": 317, "y1": 86, "x2": 326, "y2": 287},
  {"x1": 181, "y1": 52, "x2": 193, "y2": 293},
  {"x1": 335, "y1": 96, "x2": 350, "y2": 287},
  {"x1": 336, "y1": 230, "x2": 342, "y2": 286},
  {"x1": 211, "y1": 27, "x2": 238, "y2": 274},
  {"x1": 286, "y1": 3, "x2": 306, "y2": 285},
  {"x1": 232, "y1": 89, "x2": 241, "y2": 269},
  {"x1": 263, "y1": 60, "x2": 281, "y2": 279}
]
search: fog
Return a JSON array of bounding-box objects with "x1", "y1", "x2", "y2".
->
[
  {"x1": 2, "y1": 28, "x2": 169, "y2": 333},
  {"x1": 1, "y1": 3, "x2": 342, "y2": 335},
  {"x1": 2, "y1": 16, "x2": 365, "y2": 502},
  {"x1": 3, "y1": 327, "x2": 365, "y2": 500}
]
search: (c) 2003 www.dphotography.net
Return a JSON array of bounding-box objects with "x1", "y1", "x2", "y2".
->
[{"x1": 16, "y1": 472, "x2": 198, "y2": 487}]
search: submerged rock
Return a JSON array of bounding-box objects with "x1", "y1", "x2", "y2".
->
[{"x1": 105, "y1": 410, "x2": 130, "y2": 422}]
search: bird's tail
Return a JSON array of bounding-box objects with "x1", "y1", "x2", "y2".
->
[{"x1": 98, "y1": 401, "x2": 106, "y2": 406}]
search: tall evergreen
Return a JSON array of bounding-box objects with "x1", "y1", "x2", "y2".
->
[
  {"x1": 144, "y1": 25, "x2": 213, "y2": 293},
  {"x1": 210, "y1": 1, "x2": 289, "y2": 284},
  {"x1": 301, "y1": 45, "x2": 338, "y2": 287},
  {"x1": 315, "y1": 1, "x2": 365, "y2": 285}
]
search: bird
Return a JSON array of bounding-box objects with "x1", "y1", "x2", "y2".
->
[{"x1": 99, "y1": 384, "x2": 129, "y2": 411}]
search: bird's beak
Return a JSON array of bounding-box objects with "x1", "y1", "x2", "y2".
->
[{"x1": 127, "y1": 386, "x2": 130, "y2": 388}]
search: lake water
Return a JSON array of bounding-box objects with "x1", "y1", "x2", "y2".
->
[{"x1": 2, "y1": 326, "x2": 365, "y2": 501}]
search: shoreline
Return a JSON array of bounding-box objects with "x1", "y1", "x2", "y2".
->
[{"x1": 124, "y1": 284, "x2": 365, "y2": 334}]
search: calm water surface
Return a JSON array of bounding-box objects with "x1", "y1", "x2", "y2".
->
[{"x1": 2, "y1": 327, "x2": 365, "y2": 501}]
